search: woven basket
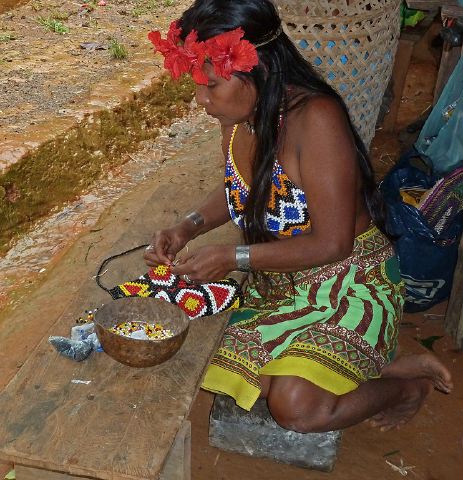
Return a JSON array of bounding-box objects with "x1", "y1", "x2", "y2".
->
[{"x1": 275, "y1": 0, "x2": 401, "y2": 148}]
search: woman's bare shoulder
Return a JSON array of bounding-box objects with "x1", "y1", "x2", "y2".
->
[
  {"x1": 294, "y1": 93, "x2": 349, "y2": 128},
  {"x1": 289, "y1": 93, "x2": 355, "y2": 154}
]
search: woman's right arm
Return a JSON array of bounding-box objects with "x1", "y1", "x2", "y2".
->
[{"x1": 144, "y1": 183, "x2": 231, "y2": 266}]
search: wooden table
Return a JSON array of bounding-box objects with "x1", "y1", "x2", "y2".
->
[
  {"x1": 0, "y1": 306, "x2": 230, "y2": 480},
  {"x1": 0, "y1": 270, "x2": 230, "y2": 480},
  {"x1": 0, "y1": 127, "x2": 237, "y2": 479}
]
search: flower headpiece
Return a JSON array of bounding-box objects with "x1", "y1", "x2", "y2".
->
[{"x1": 148, "y1": 21, "x2": 261, "y2": 85}]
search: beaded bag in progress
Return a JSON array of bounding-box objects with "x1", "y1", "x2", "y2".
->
[{"x1": 96, "y1": 245, "x2": 243, "y2": 319}]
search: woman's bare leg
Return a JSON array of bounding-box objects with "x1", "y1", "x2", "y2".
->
[{"x1": 262, "y1": 374, "x2": 432, "y2": 433}]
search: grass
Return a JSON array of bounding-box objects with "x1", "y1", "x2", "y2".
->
[
  {"x1": 132, "y1": 0, "x2": 168, "y2": 17},
  {"x1": 37, "y1": 16, "x2": 70, "y2": 34},
  {"x1": 0, "y1": 75, "x2": 195, "y2": 254},
  {"x1": 109, "y1": 39, "x2": 128, "y2": 60},
  {"x1": 50, "y1": 10, "x2": 71, "y2": 21},
  {"x1": 0, "y1": 33, "x2": 15, "y2": 42},
  {"x1": 31, "y1": 1, "x2": 44, "y2": 11}
]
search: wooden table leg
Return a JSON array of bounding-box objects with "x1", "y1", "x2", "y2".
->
[{"x1": 160, "y1": 420, "x2": 191, "y2": 480}]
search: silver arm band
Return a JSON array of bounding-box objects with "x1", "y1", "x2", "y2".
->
[
  {"x1": 185, "y1": 211, "x2": 204, "y2": 227},
  {"x1": 235, "y1": 245, "x2": 251, "y2": 272}
]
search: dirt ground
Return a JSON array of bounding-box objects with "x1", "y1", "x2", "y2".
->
[
  {"x1": 0, "y1": 0, "x2": 190, "y2": 133},
  {"x1": 0, "y1": 4, "x2": 461, "y2": 480}
]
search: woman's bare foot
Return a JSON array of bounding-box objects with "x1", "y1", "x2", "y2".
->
[
  {"x1": 381, "y1": 353, "x2": 453, "y2": 393},
  {"x1": 369, "y1": 378, "x2": 432, "y2": 431}
]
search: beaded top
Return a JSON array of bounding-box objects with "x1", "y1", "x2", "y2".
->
[{"x1": 224, "y1": 125, "x2": 311, "y2": 236}]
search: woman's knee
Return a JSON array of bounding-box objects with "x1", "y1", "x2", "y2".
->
[{"x1": 266, "y1": 376, "x2": 338, "y2": 433}]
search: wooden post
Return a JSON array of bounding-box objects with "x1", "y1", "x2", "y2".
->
[
  {"x1": 434, "y1": 43, "x2": 463, "y2": 103},
  {"x1": 382, "y1": 36, "x2": 416, "y2": 131},
  {"x1": 445, "y1": 236, "x2": 463, "y2": 349},
  {"x1": 434, "y1": 5, "x2": 463, "y2": 102}
]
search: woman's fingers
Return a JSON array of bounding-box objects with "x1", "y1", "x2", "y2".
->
[
  {"x1": 171, "y1": 255, "x2": 195, "y2": 276},
  {"x1": 143, "y1": 235, "x2": 171, "y2": 266}
]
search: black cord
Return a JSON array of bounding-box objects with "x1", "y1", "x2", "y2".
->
[{"x1": 95, "y1": 244, "x2": 149, "y2": 293}]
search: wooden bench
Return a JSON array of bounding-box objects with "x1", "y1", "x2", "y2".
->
[
  {"x1": 0, "y1": 309, "x2": 226, "y2": 480},
  {"x1": 0, "y1": 127, "x2": 238, "y2": 479},
  {"x1": 0, "y1": 220, "x2": 232, "y2": 479}
]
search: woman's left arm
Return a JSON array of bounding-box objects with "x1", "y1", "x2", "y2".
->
[{"x1": 250, "y1": 95, "x2": 361, "y2": 272}]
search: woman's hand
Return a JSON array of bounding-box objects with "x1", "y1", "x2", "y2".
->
[
  {"x1": 171, "y1": 245, "x2": 236, "y2": 283},
  {"x1": 144, "y1": 222, "x2": 197, "y2": 267}
]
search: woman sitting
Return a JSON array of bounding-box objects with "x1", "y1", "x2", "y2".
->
[{"x1": 144, "y1": 0, "x2": 452, "y2": 433}]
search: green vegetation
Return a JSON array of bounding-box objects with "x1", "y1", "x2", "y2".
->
[
  {"x1": 37, "y1": 16, "x2": 70, "y2": 34},
  {"x1": 0, "y1": 33, "x2": 15, "y2": 42},
  {"x1": 132, "y1": 0, "x2": 159, "y2": 17},
  {"x1": 0, "y1": 75, "x2": 195, "y2": 254},
  {"x1": 132, "y1": 0, "x2": 167, "y2": 17},
  {"x1": 30, "y1": 1, "x2": 44, "y2": 12},
  {"x1": 109, "y1": 39, "x2": 128, "y2": 60},
  {"x1": 50, "y1": 10, "x2": 71, "y2": 21}
]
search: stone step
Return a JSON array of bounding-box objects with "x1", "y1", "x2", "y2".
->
[{"x1": 209, "y1": 395, "x2": 342, "y2": 472}]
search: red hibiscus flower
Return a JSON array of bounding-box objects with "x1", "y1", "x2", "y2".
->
[
  {"x1": 183, "y1": 30, "x2": 208, "y2": 85},
  {"x1": 148, "y1": 30, "x2": 170, "y2": 55},
  {"x1": 205, "y1": 27, "x2": 258, "y2": 80},
  {"x1": 148, "y1": 30, "x2": 189, "y2": 80},
  {"x1": 167, "y1": 20, "x2": 181, "y2": 44},
  {"x1": 163, "y1": 48, "x2": 191, "y2": 80},
  {"x1": 148, "y1": 26, "x2": 208, "y2": 83}
]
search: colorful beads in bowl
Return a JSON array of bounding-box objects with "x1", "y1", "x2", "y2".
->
[{"x1": 109, "y1": 321, "x2": 174, "y2": 340}]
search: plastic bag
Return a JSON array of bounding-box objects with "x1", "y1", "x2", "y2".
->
[
  {"x1": 415, "y1": 58, "x2": 463, "y2": 175},
  {"x1": 380, "y1": 150, "x2": 463, "y2": 312}
]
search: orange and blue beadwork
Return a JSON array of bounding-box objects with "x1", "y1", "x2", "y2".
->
[{"x1": 225, "y1": 125, "x2": 311, "y2": 236}]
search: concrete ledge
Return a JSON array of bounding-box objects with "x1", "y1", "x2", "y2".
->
[{"x1": 209, "y1": 395, "x2": 342, "y2": 472}]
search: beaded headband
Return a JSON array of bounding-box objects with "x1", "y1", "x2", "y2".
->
[{"x1": 148, "y1": 21, "x2": 282, "y2": 85}]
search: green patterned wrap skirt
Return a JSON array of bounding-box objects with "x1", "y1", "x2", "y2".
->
[{"x1": 202, "y1": 225, "x2": 404, "y2": 410}]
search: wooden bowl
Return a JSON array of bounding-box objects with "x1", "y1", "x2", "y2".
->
[{"x1": 94, "y1": 298, "x2": 189, "y2": 368}]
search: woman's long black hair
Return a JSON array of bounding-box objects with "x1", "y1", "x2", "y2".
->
[{"x1": 179, "y1": 0, "x2": 387, "y2": 244}]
